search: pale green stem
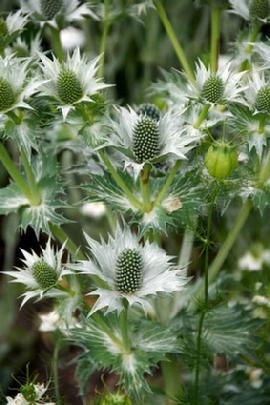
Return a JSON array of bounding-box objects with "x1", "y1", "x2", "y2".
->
[
  {"x1": 161, "y1": 359, "x2": 183, "y2": 405},
  {"x1": 240, "y1": 22, "x2": 261, "y2": 71},
  {"x1": 119, "y1": 300, "x2": 131, "y2": 353},
  {"x1": 210, "y1": 6, "x2": 221, "y2": 73},
  {"x1": 98, "y1": 150, "x2": 144, "y2": 211},
  {"x1": 193, "y1": 105, "x2": 210, "y2": 129},
  {"x1": 154, "y1": 160, "x2": 180, "y2": 207},
  {"x1": 140, "y1": 164, "x2": 152, "y2": 212},
  {"x1": 259, "y1": 149, "x2": 270, "y2": 185},
  {"x1": 52, "y1": 338, "x2": 61, "y2": 405},
  {"x1": 98, "y1": 0, "x2": 110, "y2": 79},
  {"x1": 258, "y1": 115, "x2": 266, "y2": 134},
  {"x1": 0, "y1": 142, "x2": 32, "y2": 202},
  {"x1": 51, "y1": 27, "x2": 64, "y2": 62},
  {"x1": 154, "y1": 0, "x2": 195, "y2": 83},
  {"x1": 20, "y1": 148, "x2": 41, "y2": 206}
]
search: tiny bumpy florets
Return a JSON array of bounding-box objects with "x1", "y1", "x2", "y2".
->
[
  {"x1": 0, "y1": 78, "x2": 15, "y2": 111},
  {"x1": 115, "y1": 248, "x2": 143, "y2": 293},
  {"x1": 133, "y1": 117, "x2": 160, "y2": 163},
  {"x1": 40, "y1": 0, "x2": 63, "y2": 20},
  {"x1": 32, "y1": 260, "x2": 58, "y2": 289},
  {"x1": 57, "y1": 69, "x2": 83, "y2": 105},
  {"x1": 201, "y1": 75, "x2": 224, "y2": 104}
]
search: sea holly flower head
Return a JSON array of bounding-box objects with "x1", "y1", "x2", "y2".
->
[
  {"x1": 6, "y1": 383, "x2": 55, "y2": 405},
  {"x1": 0, "y1": 55, "x2": 44, "y2": 116},
  {"x1": 20, "y1": 0, "x2": 97, "y2": 28},
  {"x1": 39, "y1": 49, "x2": 109, "y2": 120},
  {"x1": 4, "y1": 239, "x2": 73, "y2": 306},
  {"x1": 229, "y1": 0, "x2": 270, "y2": 21},
  {"x1": 0, "y1": 10, "x2": 28, "y2": 51},
  {"x1": 189, "y1": 59, "x2": 247, "y2": 106},
  {"x1": 244, "y1": 66, "x2": 270, "y2": 113},
  {"x1": 103, "y1": 105, "x2": 203, "y2": 177},
  {"x1": 71, "y1": 226, "x2": 188, "y2": 314}
]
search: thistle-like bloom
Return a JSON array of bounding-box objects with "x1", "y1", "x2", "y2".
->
[
  {"x1": 229, "y1": 0, "x2": 270, "y2": 21},
  {"x1": 0, "y1": 55, "x2": 44, "y2": 115},
  {"x1": 6, "y1": 383, "x2": 55, "y2": 405},
  {"x1": 0, "y1": 10, "x2": 28, "y2": 49},
  {"x1": 39, "y1": 49, "x2": 109, "y2": 120},
  {"x1": 103, "y1": 105, "x2": 203, "y2": 177},
  {"x1": 72, "y1": 226, "x2": 188, "y2": 314},
  {"x1": 21, "y1": 0, "x2": 97, "y2": 28},
  {"x1": 189, "y1": 59, "x2": 247, "y2": 106},
  {"x1": 245, "y1": 66, "x2": 270, "y2": 113},
  {"x1": 5, "y1": 240, "x2": 72, "y2": 306}
]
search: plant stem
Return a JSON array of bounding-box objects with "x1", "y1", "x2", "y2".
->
[
  {"x1": 210, "y1": 6, "x2": 221, "y2": 73},
  {"x1": 0, "y1": 142, "x2": 32, "y2": 202},
  {"x1": 98, "y1": 149, "x2": 144, "y2": 211},
  {"x1": 161, "y1": 359, "x2": 183, "y2": 405},
  {"x1": 98, "y1": 0, "x2": 110, "y2": 79},
  {"x1": 154, "y1": 160, "x2": 180, "y2": 207},
  {"x1": 52, "y1": 337, "x2": 61, "y2": 405},
  {"x1": 154, "y1": 0, "x2": 195, "y2": 83},
  {"x1": 259, "y1": 149, "x2": 270, "y2": 185},
  {"x1": 20, "y1": 148, "x2": 41, "y2": 206},
  {"x1": 49, "y1": 223, "x2": 86, "y2": 260},
  {"x1": 240, "y1": 22, "x2": 261, "y2": 71},
  {"x1": 258, "y1": 114, "x2": 266, "y2": 134},
  {"x1": 140, "y1": 164, "x2": 152, "y2": 212},
  {"x1": 193, "y1": 104, "x2": 210, "y2": 129},
  {"x1": 51, "y1": 27, "x2": 64, "y2": 62},
  {"x1": 119, "y1": 300, "x2": 130, "y2": 352}
]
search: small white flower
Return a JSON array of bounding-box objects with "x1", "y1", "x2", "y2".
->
[
  {"x1": 39, "y1": 309, "x2": 79, "y2": 332},
  {"x1": 0, "y1": 55, "x2": 45, "y2": 116},
  {"x1": 189, "y1": 59, "x2": 247, "y2": 106},
  {"x1": 5, "y1": 239, "x2": 73, "y2": 306},
  {"x1": 71, "y1": 225, "x2": 188, "y2": 314},
  {"x1": 102, "y1": 105, "x2": 202, "y2": 178},
  {"x1": 229, "y1": 0, "x2": 270, "y2": 22},
  {"x1": 238, "y1": 244, "x2": 270, "y2": 270},
  {"x1": 252, "y1": 294, "x2": 270, "y2": 308},
  {"x1": 39, "y1": 48, "x2": 109, "y2": 120},
  {"x1": 80, "y1": 201, "x2": 106, "y2": 218},
  {"x1": 6, "y1": 383, "x2": 55, "y2": 405},
  {"x1": 21, "y1": 0, "x2": 97, "y2": 28}
]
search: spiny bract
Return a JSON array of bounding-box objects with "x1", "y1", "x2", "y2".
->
[
  {"x1": 133, "y1": 116, "x2": 160, "y2": 163},
  {"x1": 115, "y1": 249, "x2": 143, "y2": 294},
  {"x1": 255, "y1": 86, "x2": 270, "y2": 113},
  {"x1": 57, "y1": 69, "x2": 83, "y2": 105},
  {"x1": 201, "y1": 75, "x2": 224, "y2": 104},
  {"x1": 249, "y1": 0, "x2": 269, "y2": 20},
  {"x1": 40, "y1": 0, "x2": 63, "y2": 20},
  {"x1": 0, "y1": 78, "x2": 15, "y2": 111},
  {"x1": 32, "y1": 260, "x2": 58, "y2": 289}
]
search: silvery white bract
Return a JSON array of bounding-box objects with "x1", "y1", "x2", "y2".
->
[
  {"x1": 245, "y1": 66, "x2": 270, "y2": 113},
  {"x1": 253, "y1": 41, "x2": 270, "y2": 67},
  {"x1": 6, "y1": 35, "x2": 42, "y2": 59},
  {"x1": 39, "y1": 49, "x2": 109, "y2": 121},
  {"x1": 71, "y1": 226, "x2": 188, "y2": 314},
  {"x1": 229, "y1": 0, "x2": 270, "y2": 22},
  {"x1": 2, "y1": 9, "x2": 28, "y2": 37},
  {"x1": 5, "y1": 383, "x2": 55, "y2": 405},
  {"x1": 4, "y1": 239, "x2": 73, "y2": 307},
  {"x1": 0, "y1": 55, "x2": 45, "y2": 115},
  {"x1": 102, "y1": 106, "x2": 203, "y2": 178},
  {"x1": 20, "y1": 0, "x2": 97, "y2": 28},
  {"x1": 189, "y1": 59, "x2": 247, "y2": 105}
]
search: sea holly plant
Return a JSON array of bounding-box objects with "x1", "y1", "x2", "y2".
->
[{"x1": 1, "y1": 0, "x2": 270, "y2": 404}]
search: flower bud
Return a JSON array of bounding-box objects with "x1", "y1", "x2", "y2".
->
[
  {"x1": 255, "y1": 86, "x2": 270, "y2": 113},
  {"x1": 205, "y1": 144, "x2": 238, "y2": 179}
]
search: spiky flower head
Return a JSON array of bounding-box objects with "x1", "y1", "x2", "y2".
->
[
  {"x1": 6, "y1": 383, "x2": 54, "y2": 405},
  {"x1": 255, "y1": 85, "x2": 270, "y2": 113},
  {"x1": 4, "y1": 239, "x2": 73, "y2": 307},
  {"x1": 40, "y1": 0, "x2": 63, "y2": 20},
  {"x1": 0, "y1": 78, "x2": 15, "y2": 112},
  {"x1": 0, "y1": 10, "x2": 28, "y2": 51},
  {"x1": 103, "y1": 106, "x2": 203, "y2": 178},
  {"x1": 138, "y1": 103, "x2": 160, "y2": 121},
  {"x1": 39, "y1": 49, "x2": 109, "y2": 120},
  {"x1": 189, "y1": 59, "x2": 246, "y2": 105},
  {"x1": 244, "y1": 66, "x2": 270, "y2": 113},
  {"x1": 70, "y1": 226, "x2": 188, "y2": 314},
  {"x1": 249, "y1": 0, "x2": 269, "y2": 20}
]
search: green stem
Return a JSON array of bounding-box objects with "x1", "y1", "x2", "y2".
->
[
  {"x1": 154, "y1": 0, "x2": 195, "y2": 83},
  {"x1": 194, "y1": 311, "x2": 205, "y2": 404},
  {"x1": 240, "y1": 22, "x2": 261, "y2": 71},
  {"x1": 210, "y1": 6, "x2": 221, "y2": 73},
  {"x1": 49, "y1": 223, "x2": 86, "y2": 260},
  {"x1": 193, "y1": 105, "x2": 210, "y2": 129},
  {"x1": 140, "y1": 164, "x2": 152, "y2": 212},
  {"x1": 99, "y1": 150, "x2": 143, "y2": 211},
  {"x1": 161, "y1": 359, "x2": 183, "y2": 405},
  {"x1": 52, "y1": 338, "x2": 61, "y2": 405},
  {"x1": 154, "y1": 160, "x2": 180, "y2": 207},
  {"x1": 119, "y1": 300, "x2": 130, "y2": 352},
  {"x1": 20, "y1": 149, "x2": 41, "y2": 206},
  {"x1": 51, "y1": 27, "x2": 64, "y2": 62},
  {"x1": 98, "y1": 0, "x2": 110, "y2": 79},
  {"x1": 0, "y1": 142, "x2": 32, "y2": 202},
  {"x1": 258, "y1": 114, "x2": 266, "y2": 134},
  {"x1": 259, "y1": 150, "x2": 270, "y2": 185}
]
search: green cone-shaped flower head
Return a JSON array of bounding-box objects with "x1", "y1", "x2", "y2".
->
[
  {"x1": 255, "y1": 85, "x2": 270, "y2": 113},
  {"x1": 57, "y1": 69, "x2": 83, "y2": 105},
  {"x1": 133, "y1": 116, "x2": 160, "y2": 163},
  {"x1": 138, "y1": 103, "x2": 160, "y2": 122},
  {"x1": 249, "y1": 0, "x2": 269, "y2": 20},
  {"x1": 205, "y1": 144, "x2": 238, "y2": 180},
  {"x1": 115, "y1": 249, "x2": 143, "y2": 294},
  {"x1": 32, "y1": 260, "x2": 58, "y2": 289},
  {"x1": 0, "y1": 18, "x2": 8, "y2": 37},
  {"x1": 40, "y1": 0, "x2": 63, "y2": 20},
  {"x1": 20, "y1": 383, "x2": 37, "y2": 403},
  {"x1": 201, "y1": 75, "x2": 224, "y2": 104},
  {"x1": 0, "y1": 78, "x2": 15, "y2": 111}
]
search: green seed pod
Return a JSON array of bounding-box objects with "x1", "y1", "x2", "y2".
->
[
  {"x1": 201, "y1": 75, "x2": 224, "y2": 104},
  {"x1": 57, "y1": 69, "x2": 83, "y2": 105},
  {"x1": 133, "y1": 116, "x2": 160, "y2": 163},
  {"x1": 249, "y1": 0, "x2": 269, "y2": 20},
  {"x1": 40, "y1": 0, "x2": 63, "y2": 20},
  {"x1": 115, "y1": 248, "x2": 143, "y2": 294},
  {"x1": 205, "y1": 144, "x2": 238, "y2": 180},
  {"x1": 255, "y1": 86, "x2": 270, "y2": 113},
  {"x1": 138, "y1": 103, "x2": 160, "y2": 121},
  {"x1": 32, "y1": 260, "x2": 58, "y2": 289},
  {"x1": 0, "y1": 78, "x2": 15, "y2": 111}
]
